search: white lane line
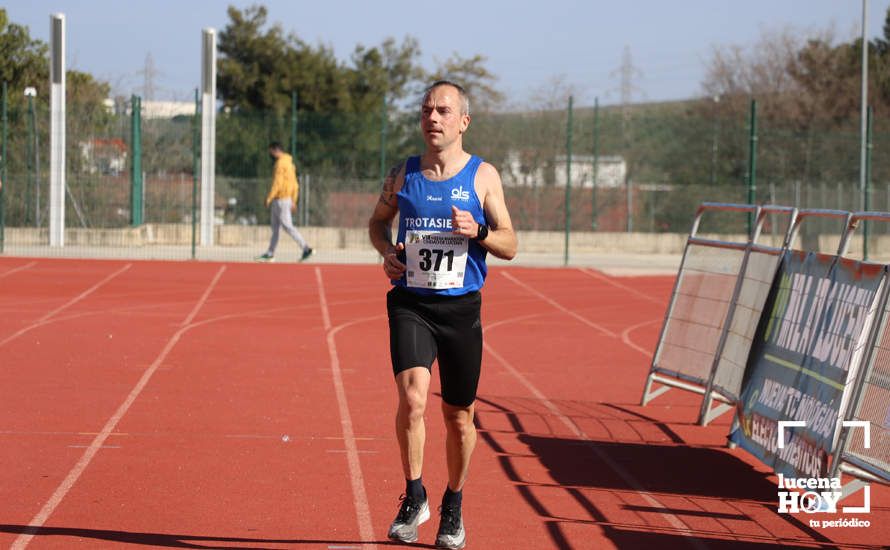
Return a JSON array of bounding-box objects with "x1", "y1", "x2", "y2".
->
[
  {"x1": 482, "y1": 337, "x2": 707, "y2": 549},
  {"x1": 326, "y1": 450, "x2": 380, "y2": 454},
  {"x1": 37, "y1": 264, "x2": 133, "y2": 323},
  {"x1": 502, "y1": 271, "x2": 658, "y2": 358},
  {"x1": 315, "y1": 267, "x2": 376, "y2": 549},
  {"x1": 620, "y1": 318, "x2": 659, "y2": 358},
  {"x1": 579, "y1": 267, "x2": 667, "y2": 304},
  {"x1": 0, "y1": 261, "x2": 38, "y2": 279},
  {"x1": 501, "y1": 271, "x2": 617, "y2": 338},
  {"x1": 12, "y1": 265, "x2": 226, "y2": 550},
  {"x1": 0, "y1": 263, "x2": 132, "y2": 350},
  {"x1": 484, "y1": 313, "x2": 546, "y2": 332}
]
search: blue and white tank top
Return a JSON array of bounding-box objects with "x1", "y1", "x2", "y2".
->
[{"x1": 393, "y1": 155, "x2": 488, "y2": 296}]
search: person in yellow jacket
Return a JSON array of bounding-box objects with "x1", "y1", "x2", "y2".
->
[{"x1": 256, "y1": 142, "x2": 313, "y2": 262}]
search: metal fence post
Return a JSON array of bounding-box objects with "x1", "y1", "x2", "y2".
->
[
  {"x1": 191, "y1": 88, "x2": 199, "y2": 260},
  {"x1": 130, "y1": 95, "x2": 143, "y2": 226},
  {"x1": 564, "y1": 95, "x2": 573, "y2": 266},
  {"x1": 626, "y1": 175, "x2": 633, "y2": 232},
  {"x1": 1, "y1": 81, "x2": 7, "y2": 253},
  {"x1": 864, "y1": 105, "x2": 873, "y2": 260},
  {"x1": 380, "y1": 94, "x2": 388, "y2": 184},
  {"x1": 591, "y1": 97, "x2": 599, "y2": 230},
  {"x1": 746, "y1": 99, "x2": 758, "y2": 236},
  {"x1": 26, "y1": 91, "x2": 36, "y2": 226},
  {"x1": 290, "y1": 90, "x2": 297, "y2": 160}
]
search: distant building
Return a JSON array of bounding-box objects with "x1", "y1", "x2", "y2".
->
[
  {"x1": 119, "y1": 100, "x2": 195, "y2": 119},
  {"x1": 80, "y1": 138, "x2": 127, "y2": 175},
  {"x1": 501, "y1": 150, "x2": 627, "y2": 188},
  {"x1": 554, "y1": 154, "x2": 626, "y2": 188},
  {"x1": 141, "y1": 100, "x2": 195, "y2": 119},
  {"x1": 500, "y1": 150, "x2": 545, "y2": 187}
]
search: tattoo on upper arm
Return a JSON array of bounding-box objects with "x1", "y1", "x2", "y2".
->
[{"x1": 377, "y1": 162, "x2": 403, "y2": 208}]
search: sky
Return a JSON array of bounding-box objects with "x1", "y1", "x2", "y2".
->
[{"x1": 4, "y1": 0, "x2": 890, "y2": 107}]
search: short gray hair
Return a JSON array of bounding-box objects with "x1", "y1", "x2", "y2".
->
[{"x1": 423, "y1": 80, "x2": 470, "y2": 116}]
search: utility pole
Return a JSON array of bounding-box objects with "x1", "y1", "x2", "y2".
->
[
  {"x1": 143, "y1": 52, "x2": 158, "y2": 102},
  {"x1": 615, "y1": 45, "x2": 642, "y2": 142}
]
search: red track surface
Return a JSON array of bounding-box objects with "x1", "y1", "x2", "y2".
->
[{"x1": 0, "y1": 257, "x2": 886, "y2": 549}]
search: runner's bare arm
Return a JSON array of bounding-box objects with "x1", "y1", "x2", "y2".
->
[
  {"x1": 369, "y1": 162, "x2": 407, "y2": 277},
  {"x1": 470, "y1": 163, "x2": 517, "y2": 260}
]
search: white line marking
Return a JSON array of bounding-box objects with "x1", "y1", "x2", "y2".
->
[
  {"x1": 620, "y1": 319, "x2": 659, "y2": 358},
  {"x1": 0, "y1": 263, "x2": 132, "y2": 350},
  {"x1": 37, "y1": 264, "x2": 133, "y2": 323},
  {"x1": 483, "y1": 339, "x2": 706, "y2": 549},
  {"x1": 326, "y1": 449, "x2": 380, "y2": 454},
  {"x1": 502, "y1": 271, "x2": 658, "y2": 358},
  {"x1": 485, "y1": 313, "x2": 546, "y2": 332},
  {"x1": 501, "y1": 271, "x2": 616, "y2": 337},
  {"x1": 315, "y1": 267, "x2": 376, "y2": 548},
  {"x1": 12, "y1": 265, "x2": 226, "y2": 550},
  {"x1": 0, "y1": 261, "x2": 37, "y2": 279},
  {"x1": 180, "y1": 267, "x2": 225, "y2": 326},
  {"x1": 580, "y1": 268, "x2": 666, "y2": 304},
  {"x1": 317, "y1": 267, "x2": 332, "y2": 330}
]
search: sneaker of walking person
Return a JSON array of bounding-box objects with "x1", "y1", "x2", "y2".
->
[
  {"x1": 300, "y1": 246, "x2": 313, "y2": 261},
  {"x1": 255, "y1": 252, "x2": 274, "y2": 262},
  {"x1": 435, "y1": 503, "x2": 466, "y2": 549},
  {"x1": 388, "y1": 493, "x2": 430, "y2": 543}
]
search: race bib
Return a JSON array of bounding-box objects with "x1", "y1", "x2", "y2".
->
[{"x1": 405, "y1": 230, "x2": 468, "y2": 289}]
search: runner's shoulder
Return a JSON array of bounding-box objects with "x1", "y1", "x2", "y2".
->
[
  {"x1": 474, "y1": 161, "x2": 503, "y2": 194},
  {"x1": 388, "y1": 160, "x2": 408, "y2": 192}
]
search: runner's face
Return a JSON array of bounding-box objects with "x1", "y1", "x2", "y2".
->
[{"x1": 420, "y1": 85, "x2": 469, "y2": 150}]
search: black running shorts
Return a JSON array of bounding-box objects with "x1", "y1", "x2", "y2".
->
[{"x1": 386, "y1": 286, "x2": 483, "y2": 407}]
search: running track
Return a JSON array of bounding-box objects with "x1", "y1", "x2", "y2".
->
[{"x1": 0, "y1": 258, "x2": 886, "y2": 549}]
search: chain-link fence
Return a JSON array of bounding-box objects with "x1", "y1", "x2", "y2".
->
[{"x1": 0, "y1": 89, "x2": 886, "y2": 264}]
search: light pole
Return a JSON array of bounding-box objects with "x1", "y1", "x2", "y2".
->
[
  {"x1": 860, "y1": 0, "x2": 869, "y2": 213},
  {"x1": 860, "y1": 0, "x2": 870, "y2": 259},
  {"x1": 24, "y1": 86, "x2": 36, "y2": 226}
]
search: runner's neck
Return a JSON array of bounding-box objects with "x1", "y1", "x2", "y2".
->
[{"x1": 421, "y1": 150, "x2": 471, "y2": 181}]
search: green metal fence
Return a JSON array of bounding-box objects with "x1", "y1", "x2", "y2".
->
[{"x1": 0, "y1": 86, "x2": 885, "y2": 264}]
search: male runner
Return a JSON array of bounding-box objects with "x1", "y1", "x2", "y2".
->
[{"x1": 368, "y1": 80, "x2": 517, "y2": 549}]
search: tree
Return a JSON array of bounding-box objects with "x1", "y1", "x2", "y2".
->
[
  {"x1": 217, "y1": 4, "x2": 352, "y2": 114},
  {"x1": 349, "y1": 36, "x2": 423, "y2": 111},
  {"x1": 213, "y1": 1, "x2": 507, "y2": 212},
  {"x1": 701, "y1": 27, "x2": 807, "y2": 123},
  {"x1": 428, "y1": 53, "x2": 504, "y2": 113},
  {"x1": 696, "y1": 25, "x2": 871, "y2": 189},
  {"x1": 0, "y1": 8, "x2": 49, "y2": 104}
]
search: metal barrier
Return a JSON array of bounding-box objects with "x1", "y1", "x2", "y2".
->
[
  {"x1": 645, "y1": 204, "x2": 889, "y2": 492},
  {"x1": 642, "y1": 203, "x2": 795, "y2": 422},
  {"x1": 642, "y1": 205, "x2": 855, "y2": 426},
  {"x1": 834, "y1": 212, "x2": 890, "y2": 485},
  {"x1": 697, "y1": 205, "x2": 798, "y2": 425}
]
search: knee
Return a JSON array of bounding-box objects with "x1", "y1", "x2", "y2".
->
[
  {"x1": 443, "y1": 406, "x2": 475, "y2": 436},
  {"x1": 399, "y1": 388, "x2": 427, "y2": 424}
]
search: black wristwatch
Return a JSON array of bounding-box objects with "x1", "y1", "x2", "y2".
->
[{"x1": 475, "y1": 223, "x2": 489, "y2": 241}]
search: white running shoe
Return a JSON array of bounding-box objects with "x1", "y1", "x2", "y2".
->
[{"x1": 388, "y1": 494, "x2": 430, "y2": 543}]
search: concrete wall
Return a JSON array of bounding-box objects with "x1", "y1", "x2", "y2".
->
[{"x1": 2, "y1": 223, "x2": 876, "y2": 256}]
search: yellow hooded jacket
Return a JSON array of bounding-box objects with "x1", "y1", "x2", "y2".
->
[{"x1": 265, "y1": 153, "x2": 299, "y2": 207}]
